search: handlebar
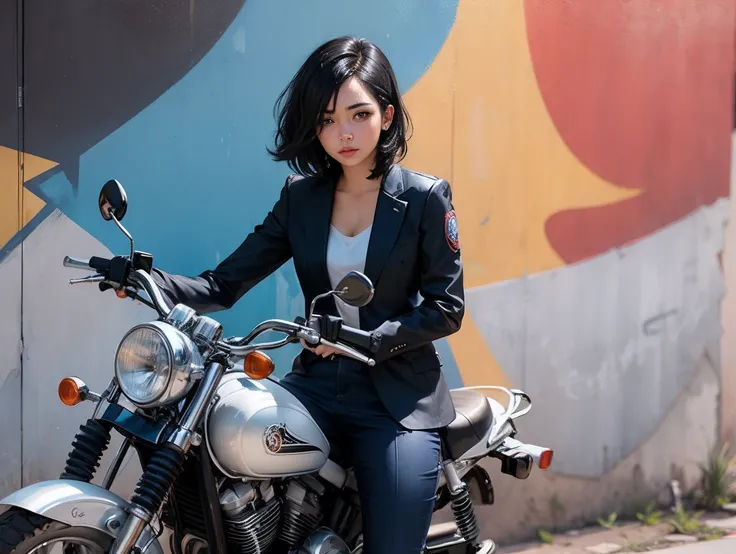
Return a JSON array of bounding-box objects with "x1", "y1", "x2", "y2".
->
[
  {"x1": 63, "y1": 256, "x2": 111, "y2": 272},
  {"x1": 226, "y1": 318, "x2": 375, "y2": 366},
  {"x1": 63, "y1": 256, "x2": 94, "y2": 270},
  {"x1": 128, "y1": 269, "x2": 172, "y2": 317},
  {"x1": 63, "y1": 255, "x2": 375, "y2": 367},
  {"x1": 63, "y1": 255, "x2": 172, "y2": 317}
]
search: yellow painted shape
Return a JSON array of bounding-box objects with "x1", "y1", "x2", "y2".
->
[
  {"x1": 400, "y1": 29, "x2": 511, "y2": 389},
  {"x1": 0, "y1": 146, "x2": 20, "y2": 249},
  {"x1": 0, "y1": 146, "x2": 56, "y2": 249},
  {"x1": 404, "y1": 0, "x2": 640, "y2": 289},
  {"x1": 401, "y1": 0, "x2": 641, "y2": 388}
]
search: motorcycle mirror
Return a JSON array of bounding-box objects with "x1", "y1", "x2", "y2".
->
[
  {"x1": 98, "y1": 179, "x2": 128, "y2": 222},
  {"x1": 334, "y1": 271, "x2": 374, "y2": 308}
]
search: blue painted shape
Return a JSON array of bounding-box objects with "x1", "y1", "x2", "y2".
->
[{"x1": 25, "y1": 0, "x2": 460, "y2": 376}]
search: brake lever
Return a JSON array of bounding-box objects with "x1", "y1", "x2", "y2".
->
[
  {"x1": 69, "y1": 274, "x2": 107, "y2": 285},
  {"x1": 319, "y1": 338, "x2": 376, "y2": 367}
]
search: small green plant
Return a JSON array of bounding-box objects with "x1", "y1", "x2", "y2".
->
[
  {"x1": 666, "y1": 506, "x2": 726, "y2": 539},
  {"x1": 537, "y1": 529, "x2": 554, "y2": 544},
  {"x1": 698, "y1": 442, "x2": 736, "y2": 510},
  {"x1": 636, "y1": 502, "x2": 663, "y2": 526},
  {"x1": 597, "y1": 511, "x2": 618, "y2": 529},
  {"x1": 667, "y1": 507, "x2": 705, "y2": 535}
]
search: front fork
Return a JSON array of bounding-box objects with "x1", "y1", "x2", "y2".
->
[
  {"x1": 108, "y1": 360, "x2": 226, "y2": 554},
  {"x1": 60, "y1": 361, "x2": 226, "y2": 554}
]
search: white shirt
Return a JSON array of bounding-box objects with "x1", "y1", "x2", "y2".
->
[{"x1": 325, "y1": 224, "x2": 372, "y2": 329}]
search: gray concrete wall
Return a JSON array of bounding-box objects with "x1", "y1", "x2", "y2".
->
[{"x1": 721, "y1": 132, "x2": 736, "y2": 447}]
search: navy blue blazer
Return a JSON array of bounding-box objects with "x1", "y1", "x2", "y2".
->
[{"x1": 152, "y1": 164, "x2": 465, "y2": 430}]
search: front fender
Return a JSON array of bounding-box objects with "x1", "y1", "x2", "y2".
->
[{"x1": 1, "y1": 480, "x2": 164, "y2": 554}]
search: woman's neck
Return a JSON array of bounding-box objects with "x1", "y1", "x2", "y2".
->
[{"x1": 336, "y1": 156, "x2": 382, "y2": 193}]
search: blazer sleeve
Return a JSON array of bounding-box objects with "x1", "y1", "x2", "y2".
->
[
  {"x1": 371, "y1": 179, "x2": 465, "y2": 363},
  {"x1": 150, "y1": 175, "x2": 295, "y2": 314}
]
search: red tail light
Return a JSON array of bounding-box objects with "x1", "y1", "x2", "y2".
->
[{"x1": 539, "y1": 449, "x2": 554, "y2": 469}]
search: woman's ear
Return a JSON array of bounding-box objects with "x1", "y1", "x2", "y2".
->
[{"x1": 382, "y1": 104, "x2": 395, "y2": 130}]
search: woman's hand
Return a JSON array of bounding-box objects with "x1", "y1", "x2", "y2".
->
[
  {"x1": 314, "y1": 344, "x2": 340, "y2": 357},
  {"x1": 300, "y1": 314, "x2": 344, "y2": 358},
  {"x1": 300, "y1": 339, "x2": 340, "y2": 358}
]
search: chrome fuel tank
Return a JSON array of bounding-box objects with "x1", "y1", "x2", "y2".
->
[{"x1": 205, "y1": 372, "x2": 329, "y2": 479}]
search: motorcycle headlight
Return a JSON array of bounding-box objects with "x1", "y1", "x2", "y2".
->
[{"x1": 115, "y1": 321, "x2": 204, "y2": 408}]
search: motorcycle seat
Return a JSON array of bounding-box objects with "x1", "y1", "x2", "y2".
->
[{"x1": 444, "y1": 390, "x2": 494, "y2": 460}]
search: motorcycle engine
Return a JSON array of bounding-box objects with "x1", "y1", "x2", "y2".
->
[
  {"x1": 279, "y1": 475, "x2": 327, "y2": 546},
  {"x1": 219, "y1": 480, "x2": 281, "y2": 553},
  {"x1": 218, "y1": 475, "x2": 327, "y2": 554}
]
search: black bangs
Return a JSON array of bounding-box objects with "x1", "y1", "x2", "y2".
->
[{"x1": 268, "y1": 36, "x2": 412, "y2": 181}]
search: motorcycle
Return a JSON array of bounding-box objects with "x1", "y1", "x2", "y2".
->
[{"x1": 0, "y1": 179, "x2": 553, "y2": 554}]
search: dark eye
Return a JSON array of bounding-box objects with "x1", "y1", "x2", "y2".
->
[
  {"x1": 322, "y1": 117, "x2": 334, "y2": 125},
  {"x1": 354, "y1": 111, "x2": 370, "y2": 120}
]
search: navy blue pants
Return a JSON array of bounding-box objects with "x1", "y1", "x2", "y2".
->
[{"x1": 280, "y1": 357, "x2": 441, "y2": 554}]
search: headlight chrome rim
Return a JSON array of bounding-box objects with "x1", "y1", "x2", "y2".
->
[{"x1": 114, "y1": 321, "x2": 203, "y2": 408}]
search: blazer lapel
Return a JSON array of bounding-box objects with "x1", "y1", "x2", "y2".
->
[
  {"x1": 364, "y1": 165, "x2": 407, "y2": 287},
  {"x1": 311, "y1": 177, "x2": 338, "y2": 314}
]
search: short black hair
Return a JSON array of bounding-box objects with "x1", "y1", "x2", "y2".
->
[{"x1": 268, "y1": 36, "x2": 412, "y2": 181}]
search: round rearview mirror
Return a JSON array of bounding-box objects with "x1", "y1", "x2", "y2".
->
[
  {"x1": 98, "y1": 179, "x2": 128, "y2": 222},
  {"x1": 334, "y1": 271, "x2": 374, "y2": 308}
]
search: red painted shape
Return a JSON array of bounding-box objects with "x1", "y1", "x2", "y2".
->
[{"x1": 524, "y1": 0, "x2": 734, "y2": 263}]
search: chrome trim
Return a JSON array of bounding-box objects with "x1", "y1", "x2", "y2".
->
[
  {"x1": 115, "y1": 391, "x2": 140, "y2": 415},
  {"x1": 165, "y1": 304, "x2": 198, "y2": 333},
  {"x1": 169, "y1": 361, "x2": 226, "y2": 452},
  {"x1": 63, "y1": 256, "x2": 92, "y2": 270},
  {"x1": 110, "y1": 506, "x2": 150, "y2": 554},
  {"x1": 129, "y1": 269, "x2": 172, "y2": 317},
  {"x1": 319, "y1": 338, "x2": 375, "y2": 366},
  {"x1": 507, "y1": 388, "x2": 533, "y2": 419},
  {"x1": 308, "y1": 290, "x2": 335, "y2": 321},
  {"x1": 192, "y1": 315, "x2": 223, "y2": 346},
  {"x1": 69, "y1": 274, "x2": 107, "y2": 285},
  {"x1": 317, "y1": 459, "x2": 347, "y2": 489},
  {"x1": 62, "y1": 377, "x2": 102, "y2": 403},
  {"x1": 115, "y1": 321, "x2": 204, "y2": 409},
  {"x1": 441, "y1": 460, "x2": 464, "y2": 495},
  {"x1": 436, "y1": 458, "x2": 479, "y2": 490},
  {"x1": 496, "y1": 437, "x2": 553, "y2": 468},
  {"x1": 110, "y1": 212, "x2": 135, "y2": 262},
  {"x1": 92, "y1": 380, "x2": 119, "y2": 420},
  {"x1": 224, "y1": 318, "x2": 374, "y2": 365},
  {"x1": 0, "y1": 480, "x2": 163, "y2": 554},
  {"x1": 227, "y1": 335, "x2": 293, "y2": 358},
  {"x1": 300, "y1": 528, "x2": 351, "y2": 553}
]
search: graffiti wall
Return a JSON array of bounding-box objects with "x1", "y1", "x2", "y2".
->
[{"x1": 1, "y1": 0, "x2": 733, "y2": 543}]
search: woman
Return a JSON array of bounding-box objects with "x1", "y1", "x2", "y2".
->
[{"x1": 152, "y1": 36, "x2": 464, "y2": 554}]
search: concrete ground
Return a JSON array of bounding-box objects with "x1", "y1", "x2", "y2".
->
[
  {"x1": 496, "y1": 511, "x2": 736, "y2": 554},
  {"x1": 644, "y1": 538, "x2": 735, "y2": 554}
]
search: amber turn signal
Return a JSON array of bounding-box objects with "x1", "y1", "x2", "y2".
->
[
  {"x1": 244, "y1": 351, "x2": 275, "y2": 380},
  {"x1": 58, "y1": 377, "x2": 86, "y2": 406}
]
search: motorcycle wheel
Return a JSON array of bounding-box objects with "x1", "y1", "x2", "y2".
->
[{"x1": 0, "y1": 507, "x2": 113, "y2": 554}]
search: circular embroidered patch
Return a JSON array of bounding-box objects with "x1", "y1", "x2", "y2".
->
[{"x1": 445, "y1": 209, "x2": 460, "y2": 252}]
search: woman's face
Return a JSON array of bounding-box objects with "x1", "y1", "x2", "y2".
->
[{"x1": 317, "y1": 76, "x2": 394, "y2": 172}]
